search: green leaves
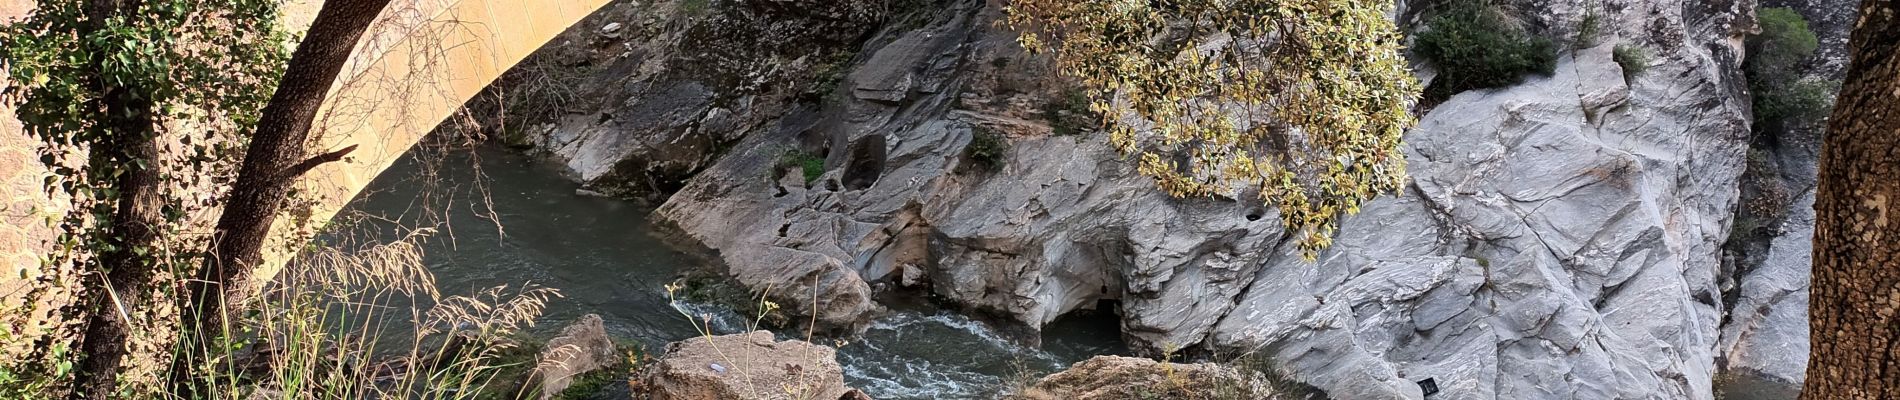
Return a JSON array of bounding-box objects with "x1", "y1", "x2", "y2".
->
[
  {"x1": 1, "y1": 0, "x2": 290, "y2": 207},
  {"x1": 780, "y1": 149, "x2": 828, "y2": 184},
  {"x1": 1747, "y1": 7, "x2": 1835, "y2": 131},
  {"x1": 0, "y1": 3, "x2": 293, "y2": 388},
  {"x1": 1412, "y1": 0, "x2": 1558, "y2": 100},
  {"x1": 1614, "y1": 44, "x2": 1650, "y2": 79},
  {"x1": 1008, "y1": 0, "x2": 1421, "y2": 258},
  {"x1": 965, "y1": 126, "x2": 1010, "y2": 171},
  {"x1": 1749, "y1": 7, "x2": 1818, "y2": 82}
]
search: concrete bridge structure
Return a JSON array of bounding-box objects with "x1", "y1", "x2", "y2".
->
[{"x1": 265, "y1": 0, "x2": 609, "y2": 271}]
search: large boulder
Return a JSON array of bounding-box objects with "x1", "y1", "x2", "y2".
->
[
  {"x1": 654, "y1": 0, "x2": 1003, "y2": 333},
  {"x1": 1009, "y1": 356, "x2": 1289, "y2": 400},
  {"x1": 637, "y1": 331, "x2": 863, "y2": 400},
  {"x1": 533, "y1": 314, "x2": 620, "y2": 400}
]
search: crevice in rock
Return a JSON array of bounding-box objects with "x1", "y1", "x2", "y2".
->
[
  {"x1": 840, "y1": 133, "x2": 888, "y2": 190},
  {"x1": 1201, "y1": 232, "x2": 1298, "y2": 351}
]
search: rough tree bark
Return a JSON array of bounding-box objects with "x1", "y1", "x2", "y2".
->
[
  {"x1": 66, "y1": 0, "x2": 166, "y2": 398},
  {"x1": 169, "y1": 0, "x2": 389, "y2": 394},
  {"x1": 1803, "y1": 0, "x2": 1900, "y2": 398}
]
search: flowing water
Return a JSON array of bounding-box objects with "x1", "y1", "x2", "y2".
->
[{"x1": 336, "y1": 145, "x2": 1125, "y2": 399}]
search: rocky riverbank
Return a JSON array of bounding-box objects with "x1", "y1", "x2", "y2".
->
[
  {"x1": 625, "y1": 331, "x2": 1291, "y2": 400},
  {"x1": 472, "y1": 0, "x2": 1836, "y2": 398}
]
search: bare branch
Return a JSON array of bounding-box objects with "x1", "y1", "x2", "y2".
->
[{"x1": 279, "y1": 144, "x2": 359, "y2": 182}]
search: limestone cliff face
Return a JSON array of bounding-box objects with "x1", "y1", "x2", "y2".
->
[{"x1": 509, "y1": 0, "x2": 1817, "y2": 398}]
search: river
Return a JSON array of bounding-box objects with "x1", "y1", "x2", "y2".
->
[{"x1": 335, "y1": 145, "x2": 1126, "y2": 399}]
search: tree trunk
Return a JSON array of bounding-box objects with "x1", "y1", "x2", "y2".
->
[
  {"x1": 69, "y1": 107, "x2": 162, "y2": 400},
  {"x1": 170, "y1": 0, "x2": 389, "y2": 394},
  {"x1": 67, "y1": 0, "x2": 165, "y2": 398},
  {"x1": 1802, "y1": 0, "x2": 1900, "y2": 397}
]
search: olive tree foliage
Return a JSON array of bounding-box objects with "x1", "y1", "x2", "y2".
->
[{"x1": 1005, "y1": 0, "x2": 1421, "y2": 256}]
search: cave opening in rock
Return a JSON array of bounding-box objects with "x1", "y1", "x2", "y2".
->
[{"x1": 1041, "y1": 299, "x2": 1131, "y2": 359}]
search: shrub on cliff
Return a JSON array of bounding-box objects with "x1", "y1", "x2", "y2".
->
[
  {"x1": 1413, "y1": 0, "x2": 1558, "y2": 99},
  {"x1": 1746, "y1": 7, "x2": 1835, "y2": 130},
  {"x1": 965, "y1": 127, "x2": 1009, "y2": 171},
  {"x1": 1006, "y1": 0, "x2": 1420, "y2": 257},
  {"x1": 1614, "y1": 44, "x2": 1651, "y2": 78},
  {"x1": 780, "y1": 149, "x2": 828, "y2": 184},
  {"x1": 1747, "y1": 7, "x2": 1818, "y2": 84}
]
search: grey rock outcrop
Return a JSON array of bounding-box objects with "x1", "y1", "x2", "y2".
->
[
  {"x1": 637, "y1": 331, "x2": 861, "y2": 400},
  {"x1": 493, "y1": 0, "x2": 1815, "y2": 398},
  {"x1": 1717, "y1": 190, "x2": 1811, "y2": 388},
  {"x1": 533, "y1": 314, "x2": 620, "y2": 400},
  {"x1": 653, "y1": 0, "x2": 1288, "y2": 340},
  {"x1": 656, "y1": 0, "x2": 1040, "y2": 331},
  {"x1": 497, "y1": 0, "x2": 886, "y2": 201},
  {"x1": 650, "y1": 0, "x2": 1759, "y2": 397},
  {"x1": 1213, "y1": 31, "x2": 1753, "y2": 398}
]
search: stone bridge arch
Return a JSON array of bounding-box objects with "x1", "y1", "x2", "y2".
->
[{"x1": 265, "y1": 0, "x2": 612, "y2": 270}]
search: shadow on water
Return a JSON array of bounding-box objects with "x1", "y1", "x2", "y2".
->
[
  {"x1": 334, "y1": 145, "x2": 710, "y2": 346},
  {"x1": 330, "y1": 145, "x2": 1128, "y2": 399}
]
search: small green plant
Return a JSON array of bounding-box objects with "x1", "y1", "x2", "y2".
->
[
  {"x1": 552, "y1": 369, "x2": 619, "y2": 400},
  {"x1": 0, "y1": 341, "x2": 71, "y2": 399},
  {"x1": 1755, "y1": 79, "x2": 1837, "y2": 127},
  {"x1": 1041, "y1": 88, "x2": 1094, "y2": 136},
  {"x1": 965, "y1": 127, "x2": 1010, "y2": 171},
  {"x1": 1748, "y1": 8, "x2": 1819, "y2": 82},
  {"x1": 780, "y1": 149, "x2": 827, "y2": 184},
  {"x1": 1614, "y1": 44, "x2": 1650, "y2": 78},
  {"x1": 1158, "y1": 343, "x2": 1186, "y2": 393},
  {"x1": 1413, "y1": 0, "x2": 1558, "y2": 99},
  {"x1": 518, "y1": 340, "x2": 645, "y2": 400},
  {"x1": 1575, "y1": 9, "x2": 1603, "y2": 48}
]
